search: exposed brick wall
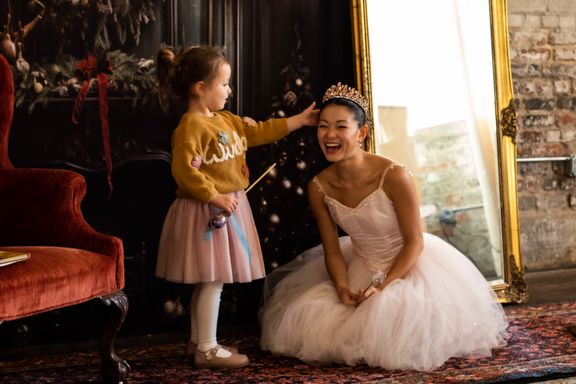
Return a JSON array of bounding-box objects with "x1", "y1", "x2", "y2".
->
[
  {"x1": 509, "y1": 0, "x2": 576, "y2": 271},
  {"x1": 413, "y1": 122, "x2": 498, "y2": 278}
]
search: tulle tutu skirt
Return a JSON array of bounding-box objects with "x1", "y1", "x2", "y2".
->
[
  {"x1": 259, "y1": 234, "x2": 508, "y2": 371},
  {"x1": 155, "y1": 191, "x2": 266, "y2": 284}
]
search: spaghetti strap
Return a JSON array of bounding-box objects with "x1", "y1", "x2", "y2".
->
[
  {"x1": 312, "y1": 176, "x2": 327, "y2": 195},
  {"x1": 379, "y1": 162, "x2": 397, "y2": 188}
]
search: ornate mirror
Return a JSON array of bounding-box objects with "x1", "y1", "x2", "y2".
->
[{"x1": 351, "y1": 0, "x2": 527, "y2": 303}]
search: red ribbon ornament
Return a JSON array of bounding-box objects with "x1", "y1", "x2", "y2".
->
[{"x1": 71, "y1": 53, "x2": 113, "y2": 195}]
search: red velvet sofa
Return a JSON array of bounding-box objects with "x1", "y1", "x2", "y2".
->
[{"x1": 0, "y1": 54, "x2": 129, "y2": 383}]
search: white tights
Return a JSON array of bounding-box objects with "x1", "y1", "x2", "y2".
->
[{"x1": 190, "y1": 281, "x2": 224, "y2": 352}]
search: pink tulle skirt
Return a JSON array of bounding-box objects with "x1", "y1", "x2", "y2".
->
[{"x1": 155, "y1": 191, "x2": 266, "y2": 284}]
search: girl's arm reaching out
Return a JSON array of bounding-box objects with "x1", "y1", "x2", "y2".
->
[{"x1": 286, "y1": 102, "x2": 319, "y2": 132}]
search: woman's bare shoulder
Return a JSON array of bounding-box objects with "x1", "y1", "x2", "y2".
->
[
  {"x1": 381, "y1": 161, "x2": 415, "y2": 197},
  {"x1": 374, "y1": 153, "x2": 393, "y2": 164},
  {"x1": 365, "y1": 153, "x2": 397, "y2": 173},
  {"x1": 312, "y1": 165, "x2": 336, "y2": 183}
]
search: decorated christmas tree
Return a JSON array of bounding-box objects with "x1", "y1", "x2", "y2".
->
[{"x1": 247, "y1": 23, "x2": 328, "y2": 272}]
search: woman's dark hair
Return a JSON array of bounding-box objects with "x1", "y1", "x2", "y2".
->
[
  {"x1": 320, "y1": 98, "x2": 372, "y2": 148},
  {"x1": 157, "y1": 45, "x2": 229, "y2": 112}
]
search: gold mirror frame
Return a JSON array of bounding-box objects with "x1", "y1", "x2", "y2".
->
[{"x1": 350, "y1": 0, "x2": 527, "y2": 303}]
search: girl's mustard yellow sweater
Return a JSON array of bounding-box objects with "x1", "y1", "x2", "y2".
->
[{"x1": 171, "y1": 110, "x2": 288, "y2": 203}]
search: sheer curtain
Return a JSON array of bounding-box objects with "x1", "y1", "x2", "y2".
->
[{"x1": 452, "y1": 0, "x2": 503, "y2": 277}]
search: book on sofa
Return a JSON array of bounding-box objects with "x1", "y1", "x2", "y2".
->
[{"x1": 0, "y1": 250, "x2": 31, "y2": 267}]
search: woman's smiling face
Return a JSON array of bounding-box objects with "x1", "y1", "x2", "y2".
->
[{"x1": 317, "y1": 104, "x2": 365, "y2": 162}]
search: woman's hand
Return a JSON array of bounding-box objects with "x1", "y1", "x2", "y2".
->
[
  {"x1": 210, "y1": 193, "x2": 239, "y2": 214},
  {"x1": 336, "y1": 286, "x2": 361, "y2": 306},
  {"x1": 355, "y1": 286, "x2": 380, "y2": 306}
]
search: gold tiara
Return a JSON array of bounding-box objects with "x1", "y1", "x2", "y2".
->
[{"x1": 322, "y1": 82, "x2": 369, "y2": 116}]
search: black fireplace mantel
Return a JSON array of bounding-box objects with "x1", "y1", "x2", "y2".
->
[{"x1": 10, "y1": 97, "x2": 174, "y2": 172}]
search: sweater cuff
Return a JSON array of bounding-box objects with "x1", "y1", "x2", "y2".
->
[{"x1": 198, "y1": 188, "x2": 218, "y2": 204}]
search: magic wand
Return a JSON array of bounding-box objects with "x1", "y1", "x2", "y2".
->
[{"x1": 208, "y1": 163, "x2": 277, "y2": 229}]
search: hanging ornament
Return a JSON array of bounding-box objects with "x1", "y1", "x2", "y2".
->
[
  {"x1": 0, "y1": 0, "x2": 45, "y2": 63},
  {"x1": 33, "y1": 81, "x2": 43, "y2": 94},
  {"x1": 0, "y1": 34, "x2": 17, "y2": 62}
]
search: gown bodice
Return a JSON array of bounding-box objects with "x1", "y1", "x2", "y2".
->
[{"x1": 312, "y1": 164, "x2": 404, "y2": 271}]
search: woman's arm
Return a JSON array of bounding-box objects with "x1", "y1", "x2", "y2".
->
[
  {"x1": 376, "y1": 166, "x2": 424, "y2": 290},
  {"x1": 307, "y1": 179, "x2": 359, "y2": 306}
]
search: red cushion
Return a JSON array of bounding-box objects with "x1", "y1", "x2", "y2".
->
[{"x1": 0, "y1": 246, "x2": 120, "y2": 321}]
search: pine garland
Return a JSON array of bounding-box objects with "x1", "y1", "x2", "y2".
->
[
  {"x1": 13, "y1": 50, "x2": 158, "y2": 113},
  {"x1": 10, "y1": 1, "x2": 159, "y2": 113}
]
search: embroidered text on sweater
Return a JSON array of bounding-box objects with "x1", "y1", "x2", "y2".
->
[{"x1": 203, "y1": 131, "x2": 248, "y2": 165}]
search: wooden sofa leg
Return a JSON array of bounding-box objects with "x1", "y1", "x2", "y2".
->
[{"x1": 99, "y1": 291, "x2": 130, "y2": 384}]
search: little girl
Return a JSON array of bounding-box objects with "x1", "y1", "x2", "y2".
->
[{"x1": 155, "y1": 45, "x2": 318, "y2": 369}]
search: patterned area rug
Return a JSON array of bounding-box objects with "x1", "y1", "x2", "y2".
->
[{"x1": 0, "y1": 301, "x2": 575, "y2": 383}]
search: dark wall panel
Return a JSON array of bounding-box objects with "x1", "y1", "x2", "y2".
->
[{"x1": 235, "y1": 0, "x2": 354, "y2": 321}]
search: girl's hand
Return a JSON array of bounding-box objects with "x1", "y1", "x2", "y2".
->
[
  {"x1": 299, "y1": 102, "x2": 320, "y2": 126},
  {"x1": 210, "y1": 193, "x2": 239, "y2": 214},
  {"x1": 286, "y1": 102, "x2": 319, "y2": 132}
]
